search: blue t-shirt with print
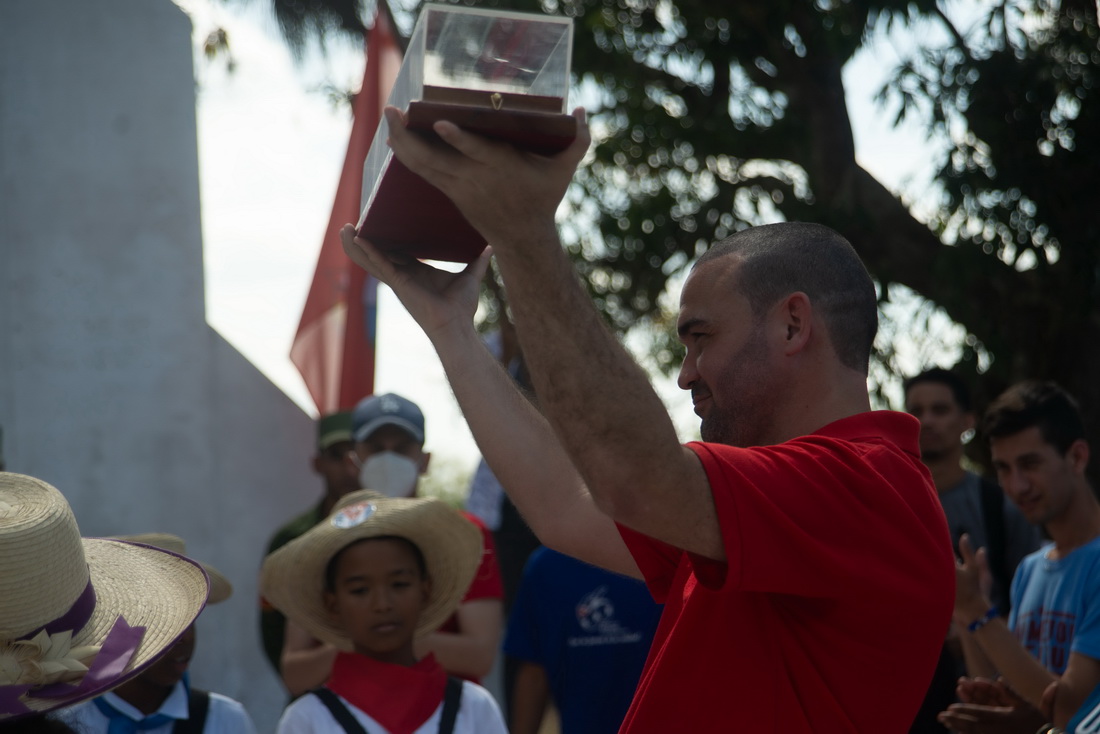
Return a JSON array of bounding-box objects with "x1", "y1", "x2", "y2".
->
[
  {"x1": 1009, "y1": 536, "x2": 1100, "y2": 674},
  {"x1": 504, "y1": 546, "x2": 663, "y2": 734}
]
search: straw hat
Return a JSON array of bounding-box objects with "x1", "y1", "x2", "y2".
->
[
  {"x1": 113, "y1": 533, "x2": 233, "y2": 605},
  {"x1": 0, "y1": 473, "x2": 209, "y2": 721},
  {"x1": 260, "y1": 493, "x2": 481, "y2": 651}
]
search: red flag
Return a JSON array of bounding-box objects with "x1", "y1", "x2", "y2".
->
[{"x1": 290, "y1": 8, "x2": 403, "y2": 413}]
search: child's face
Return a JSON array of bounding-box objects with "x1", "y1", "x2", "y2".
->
[{"x1": 323, "y1": 538, "x2": 431, "y2": 665}]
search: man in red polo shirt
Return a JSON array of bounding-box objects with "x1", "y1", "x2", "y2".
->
[{"x1": 335, "y1": 106, "x2": 955, "y2": 732}]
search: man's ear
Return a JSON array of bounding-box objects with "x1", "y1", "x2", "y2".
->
[
  {"x1": 1067, "y1": 439, "x2": 1090, "y2": 475},
  {"x1": 419, "y1": 451, "x2": 431, "y2": 476},
  {"x1": 779, "y1": 292, "x2": 812, "y2": 356}
]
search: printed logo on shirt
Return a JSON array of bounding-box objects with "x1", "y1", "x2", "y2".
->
[
  {"x1": 331, "y1": 502, "x2": 376, "y2": 529},
  {"x1": 1014, "y1": 607, "x2": 1075, "y2": 673},
  {"x1": 568, "y1": 585, "x2": 643, "y2": 647}
]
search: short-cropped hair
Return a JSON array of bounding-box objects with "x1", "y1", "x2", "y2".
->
[
  {"x1": 696, "y1": 222, "x2": 878, "y2": 374},
  {"x1": 904, "y1": 368, "x2": 973, "y2": 413},
  {"x1": 982, "y1": 380, "x2": 1085, "y2": 454}
]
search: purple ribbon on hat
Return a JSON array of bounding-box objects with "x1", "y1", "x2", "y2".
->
[
  {"x1": 0, "y1": 582, "x2": 146, "y2": 717},
  {"x1": 0, "y1": 686, "x2": 33, "y2": 718},
  {"x1": 34, "y1": 616, "x2": 146, "y2": 698}
]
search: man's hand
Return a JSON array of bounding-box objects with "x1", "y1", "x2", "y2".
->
[
  {"x1": 939, "y1": 677, "x2": 1048, "y2": 733},
  {"x1": 339, "y1": 225, "x2": 489, "y2": 341},
  {"x1": 958, "y1": 677, "x2": 1025, "y2": 707},
  {"x1": 954, "y1": 533, "x2": 995, "y2": 626},
  {"x1": 382, "y1": 105, "x2": 590, "y2": 249}
]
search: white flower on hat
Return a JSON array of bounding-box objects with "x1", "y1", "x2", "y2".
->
[{"x1": 0, "y1": 629, "x2": 100, "y2": 687}]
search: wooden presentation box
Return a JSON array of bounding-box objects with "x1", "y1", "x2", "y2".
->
[{"x1": 356, "y1": 4, "x2": 575, "y2": 263}]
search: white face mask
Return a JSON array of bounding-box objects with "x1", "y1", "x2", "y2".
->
[{"x1": 358, "y1": 451, "x2": 420, "y2": 498}]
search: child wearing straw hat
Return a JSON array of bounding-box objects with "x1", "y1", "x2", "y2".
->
[
  {"x1": 59, "y1": 534, "x2": 257, "y2": 734},
  {"x1": 0, "y1": 473, "x2": 209, "y2": 730},
  {"x1": 261, "y1": 491, "x2": 507, "y2": 734}
]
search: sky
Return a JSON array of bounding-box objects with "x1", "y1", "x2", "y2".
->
[{"x1": 184, "y1": 0, "x2": 951, "y2": 473}]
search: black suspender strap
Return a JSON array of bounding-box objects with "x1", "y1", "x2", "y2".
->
[
  {"x1": 309, "y1": 680, "x2": 461, "y2": 734},
  {"x1": 437, "y1": 677, "x2": 463, "y2": 734},
  {"x1": 310, "y1": 688, "x2": 371, "y2": 734},
  {"x1": 172, "y1": 688, "x2": 210, "y2": 734}
]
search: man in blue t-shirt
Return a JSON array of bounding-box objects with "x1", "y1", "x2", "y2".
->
[
  {"x1": 943, "y1": 381, "x2": 1100, "y2": 732},
  {"x1": 504, "y1": 547, "x2": 662, "y2": 734}
]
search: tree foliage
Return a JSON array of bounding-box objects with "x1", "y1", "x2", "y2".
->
[{"x1": 272, "y1": 0, "x2": 1100, "y2": 456}]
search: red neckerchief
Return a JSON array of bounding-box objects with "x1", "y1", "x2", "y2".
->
[{"x1": 325, "y1": 651, "x2": 447, "y2": 734}]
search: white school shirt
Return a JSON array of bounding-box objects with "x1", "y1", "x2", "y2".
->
[
  {"x1": 275, "y1": 681, "x2": 506, "y2": 734},
  {"x1": 59, "y1": 681, "x2": 257, "y2": 734}
]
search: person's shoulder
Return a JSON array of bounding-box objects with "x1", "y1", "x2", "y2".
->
[
  {"x1": 1016, "y1": 543, "x2": 1053, "y2": 574},
  {"x1": 459, "y1": 679, "x2": 496, "y2": 697},
  {"x1": 526, "y1": 545, "x2": 557, "y2": 570},
  {"x1": 268, "y1": 504, "x2": 324, "y2": 552},
  {"x1": 1073, "y1": 536, "x2": 1100, "y2": 572},
  {"x1": 692, "y1": 411, "x2": 920, "y2": 467},
  {"x1": 459, "y1": 510, "x2": 498, "y2": 551},
  {"x1": 277, "y1": 690, "x2": 328, "y2": 730},
  {"x1": 207, "y1": 690, "x2": 254, "y2": 721},
  {"x1": 458, "y1": 680, "x2": 504, "y2": 712},
  {"x1": 805, "y1": 410, "x2": 919, "y2": 451},
  {"x1": 52, "y1": 699, "x2": 98, "y2": 726},
  {"x1": 459, "y1": 510, "x2": 489, "y2": 533}
]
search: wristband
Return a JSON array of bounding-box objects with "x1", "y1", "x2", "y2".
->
[{"x1": 967, "y1": 605, "x2": 999, "y2": 632}]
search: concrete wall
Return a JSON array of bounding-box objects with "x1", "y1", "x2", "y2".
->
[{"x1": 0, "y1": 1, "x2": 323, "y2": 730}]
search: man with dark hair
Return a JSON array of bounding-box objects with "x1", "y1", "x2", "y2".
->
[
  {"x1": 905, "y1": 368, "x2": 1040, "y2": 611},
  {"x1": 694, "y1": 222, "x2": 878, "y2": 374},
  {"x1": 260, "y1": 411, "x2": 357, "y2": 678},
  {"x1": 336, "y1": 107, "x2": 954, "y2": 731},
  {"x1": 904, "y1": 368, "x2": 1040, "y2": 733},
  {"x1": 942, "y1": 381, "x2": 1100, "y2": 731}
]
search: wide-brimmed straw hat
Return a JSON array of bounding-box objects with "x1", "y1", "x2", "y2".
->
[
  {"x1": 0, "y1": 473, "x2": 209, "y2": 721},
  {"x1": 260, "y1": 492, "x2": 481, "y2": 651},
  {"x1": 114, "y1": 533, "x2": 233, "y2": 605}
]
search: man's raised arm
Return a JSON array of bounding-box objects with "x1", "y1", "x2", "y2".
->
[
  {"x1": 358, "y1": 106, "x2": 722, "y2": 561},
  {"x1": 339, "y1": 226, "x2": 638, "y2": 577}
]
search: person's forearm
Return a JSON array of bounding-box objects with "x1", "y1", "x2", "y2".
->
[
  {"x1": 428, "y1": 320, "x2": 640, "y2": 576},
  {"x1": 968, "y1": 618, "x2": 1056, "y2": 707},
  {"x1": 498, "y1": 224, "x2": 683, "y2": 486},
  {"x1": 281, "y1": 645, "x2": 337, "y2": 697},
  {"x1": 510, "y1": 663, "x2": 551, "y2": 734},
  {"x1": 959, "y1": 623, "x2": 998, "y2": 679},
  {"x1": 487, "y1": 224, "x2": 701, "y2": 538},
  {"x1": 416, "y1": 630, "x2": 497, "y2": 679},
  {"x1": 415, "y1": 598, "x2": 501, "y2": 678}
]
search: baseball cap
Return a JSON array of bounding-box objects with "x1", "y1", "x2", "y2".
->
[
  {"x1": 317, "y1": 411, "x2": 353, "y2": 452},
  {"x1": 351, "y1": 393, "x2": 425, "y2": 444}
]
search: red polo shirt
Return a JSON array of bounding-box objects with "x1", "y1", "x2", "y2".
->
[{"x1": 618, "y1": 411, "x2": 954, "y2": 733}]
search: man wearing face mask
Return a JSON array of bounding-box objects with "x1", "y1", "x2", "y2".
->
[
  {"x1": 349, "y1": 392, "x2": 432, "y2": 498},
  {"x1": 279, "y1": 392, "x2": 505, "y2": 697}
]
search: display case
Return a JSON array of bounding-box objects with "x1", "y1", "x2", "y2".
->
[{"x1": 356, "y1": 4, "x2": 575, "y2": 262}]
